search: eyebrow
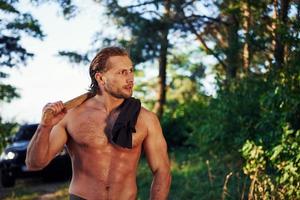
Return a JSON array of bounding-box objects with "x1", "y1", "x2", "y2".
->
[{"x1": 117, "y1": 66, "x2": 134, "y2": 71}]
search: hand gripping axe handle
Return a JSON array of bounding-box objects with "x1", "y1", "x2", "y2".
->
[{"x1": 42, "y1": 92, "x2": 94, "y2": 124}]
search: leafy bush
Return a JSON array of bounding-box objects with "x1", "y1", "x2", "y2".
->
[
  {"x1": 162, "y1": 97, "x2": 208, "y2": 148},
  {"x1": 0, "y1": 118, "x2": 18, "y2": 152}
]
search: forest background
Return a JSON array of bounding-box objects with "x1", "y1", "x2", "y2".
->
[{"x1": 1, "y1": 0, "x2": 299, "y2": 199}]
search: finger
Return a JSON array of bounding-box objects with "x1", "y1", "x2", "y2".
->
[
  {"x1": 45, "y1": 103, "x2": 59, "y2": 115},
  {"x1": 52, "y1": 102, "x2": 60, "y2": 114},
  {"x1": 43, "y1": 103, "x2": 54, "y2": 113},
  {"x1": 57, "y1": 101, "x2": 65, "y2": 111},
  {"x1": 52, "y1": 101, "x2": 64, "y2": 114}
]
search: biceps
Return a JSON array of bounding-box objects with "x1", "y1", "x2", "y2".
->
[
  {"x1": 48, "y1": 125, "x2": 68, "y2": 160},
  {"x1": 144, "y1": 134, "x2": 170, "y2": 173}
]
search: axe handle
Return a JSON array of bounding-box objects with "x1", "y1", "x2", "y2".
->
[
  {"x1": 42, "y1": 92, "x2": 93, "y2": 124},
  {"x1": 63, "y1": 92, "x2": 91, "y2": 110}
]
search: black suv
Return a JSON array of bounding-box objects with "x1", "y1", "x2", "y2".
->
[{"x1": 0, "y1": 124, "x2": 72, "y2": 187}]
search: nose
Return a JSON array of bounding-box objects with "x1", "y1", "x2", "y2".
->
[
  {"x1": 127, "y1": 74, "x2": 134, "y2": 85},
  {"x1": 127, "y1": 77, "x2": 134, "y2": 85}
]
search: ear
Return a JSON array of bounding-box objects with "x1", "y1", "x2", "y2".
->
[{"x1": 95, "y1": 72, "x2": 106, "y2": 85}]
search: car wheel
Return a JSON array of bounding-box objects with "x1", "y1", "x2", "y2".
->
[{"x1": 1, "y1": 170, "x2": 16, "y2": 187}]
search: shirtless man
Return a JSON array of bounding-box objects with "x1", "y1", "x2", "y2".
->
[{"x1": 26, "y1": 47, "x2": 171, "y2": 200}]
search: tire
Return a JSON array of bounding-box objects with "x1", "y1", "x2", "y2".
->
[{"x1": 1, "y1": 170, "x2": 16, "y2": 187}]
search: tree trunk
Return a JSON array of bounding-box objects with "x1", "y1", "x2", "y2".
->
[
  {"x1": 274, "y1": 0, "x2": 290, "y2": 69},
  {"x1": 242, "y1": 0, "x2": 251, "y2": 73},
  {"x1": 225, "y1": 12, "x2": 240, "y2": 80},
  {"x1": 153, "y1": 0, "x2": 170, "y2": 118}
]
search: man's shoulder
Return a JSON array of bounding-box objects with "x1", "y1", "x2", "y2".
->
[
  {"x1": 62, "y1": 99, "x2": 95, "y2": 128},
  {"x1": 139, "y1": 107, "x2": 159, "y2": 124},
  {"x1": 140, "y1": 106, "x2": 154, "y2": 116}
]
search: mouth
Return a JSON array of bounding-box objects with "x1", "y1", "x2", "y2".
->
[{"x1": 123, "y1": 85, "x2": 133, "y2": 91}]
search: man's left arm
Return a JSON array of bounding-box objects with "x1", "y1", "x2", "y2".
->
[{"x1": 143, "y1": 112, "x2": 171, "y2": 200}]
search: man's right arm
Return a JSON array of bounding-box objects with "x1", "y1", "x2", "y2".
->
[{"x1": 25, "y1": 101, "x2": 68, "y2": 170}]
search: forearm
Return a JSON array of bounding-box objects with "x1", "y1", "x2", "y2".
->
[
  {"x1": 26, "y1": 125, "x2": 53, "y2": 170},
  {"x1": 150, "y1": 170, "x2": 172, "y2": 200}
]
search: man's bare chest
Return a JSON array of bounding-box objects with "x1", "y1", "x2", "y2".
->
[{"x1": 66, "y1": 109, "x2": 147, "y2": 148}]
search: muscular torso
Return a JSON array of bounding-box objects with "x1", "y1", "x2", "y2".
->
[{"x1": 64, "y1": 99, "x2": 148, "y2": 200}]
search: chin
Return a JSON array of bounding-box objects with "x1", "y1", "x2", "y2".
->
[
  {"x1": 122, "y1": 90, "x2": 133, "y2": 98},
  {"x1": 111, "y1": 92, "x2": 132, "y2": 99},
  {"x1": 123, "y1": 93, "x2": 132, "y2": 99}
]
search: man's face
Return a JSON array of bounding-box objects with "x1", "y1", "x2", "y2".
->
[{"x1": 99, "y1": 55, "x2": 134, "y2": 99}]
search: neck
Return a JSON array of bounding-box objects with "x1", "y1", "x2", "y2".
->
[{"x1": 94, "y1": 91, "x2": 124, "y2": 113}]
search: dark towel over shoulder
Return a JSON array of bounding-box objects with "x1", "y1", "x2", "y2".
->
[{"x1": 111, "y1": 97, "x2": 141, "y2": 149}]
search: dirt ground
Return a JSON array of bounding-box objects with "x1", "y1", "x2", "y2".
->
[{"x1": 0, "y1": 178, "x2": 70, "y2": 200}]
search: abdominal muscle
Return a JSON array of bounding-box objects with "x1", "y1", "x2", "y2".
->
[
  {"x1": 67, "y1": 143, "x2": 142, "y2": 200},
  {"x1": 69, "y1": 144, "x2": 140, "y2": 200}
]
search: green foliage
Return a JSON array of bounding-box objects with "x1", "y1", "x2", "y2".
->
[
  {"x1": 241, "y1": 126, "x2": 300, "y2": 199},
  {"x1": 58, "y1": 51, "x2": 90, "y2": 65},
  {"x1": 31, "y1": 0, "x2": 78, "y2": 19},
  {"x1": 0, "y1": 0, "x2": 77, "y2": 96},
  {"x1": 137, "y1": 149, "x2": 220, "y2": 200},
  {"x1": 161, "y1": 51, "x2": 208, "y2": 148},
  {"x1": 97, "y1": 0, "x2": 166, "y2": 64},
  {"x1": 183, "y1": 54, "x2": 300, "y2": 198},
  {"x1": 1, "y1": 181, "x2": 69, "y2": 200},
  {"x1": 271, "y1": 126, "x2": 300, "y2": 198},
  {"x1": 0, "y1": 1, "x2": 45, "y2": 68},
  {"x1": 162, "y1": 98, "x2": 207, "y2": 148},
  {"x1": 0, "y1": 118, "x2": 18, "y2": 152},
  {"x1": 196, "y1": 76, "x2": 267, "y2": 159},
  {"x1": 0, "y1": 84, "x2": 20, "y2": 102},
  {"x1": 240, "y1": 59, "x2": 300, "y2": 199},
  {"x1": 242, "y1": 140, "x2": 275, "y2": 199},
  {"x1": 0, "y1": 0, "x2": 44, "y2": 150}
]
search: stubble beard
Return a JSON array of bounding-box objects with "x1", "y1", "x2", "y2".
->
[{"x1": 104, "y1": 85, "x2": 132, "y2": 99}]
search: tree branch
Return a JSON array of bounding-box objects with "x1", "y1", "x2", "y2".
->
[
  {"x1": 186, "y1": 20, "x2": 228, "y2": 70},
  {"x1": 124, "y1": 0, "x2": 157, "y2": 9},
  {"x1": 187, "y1": 14, "x2": 229, "y2": 25}
]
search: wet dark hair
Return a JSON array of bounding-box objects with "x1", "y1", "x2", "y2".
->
[{"x1": 89, "y1": 46, "x2": 128, "y2": 94}]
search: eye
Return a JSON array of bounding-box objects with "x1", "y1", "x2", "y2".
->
[
  {"x1": 117, "y1": 68, "x2": 133, "y2": 75},
  {"x1": 117, "y1": 70, "x2": 127, "y2": 75}
]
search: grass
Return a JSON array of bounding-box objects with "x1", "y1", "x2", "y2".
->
[{"x1": 0, "y1": 179, "x2": 69, "y2": 200}]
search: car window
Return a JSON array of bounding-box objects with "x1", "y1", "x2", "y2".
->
[{"x1": 14, "y1": 125, "x2": 38, "y2": 141}]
